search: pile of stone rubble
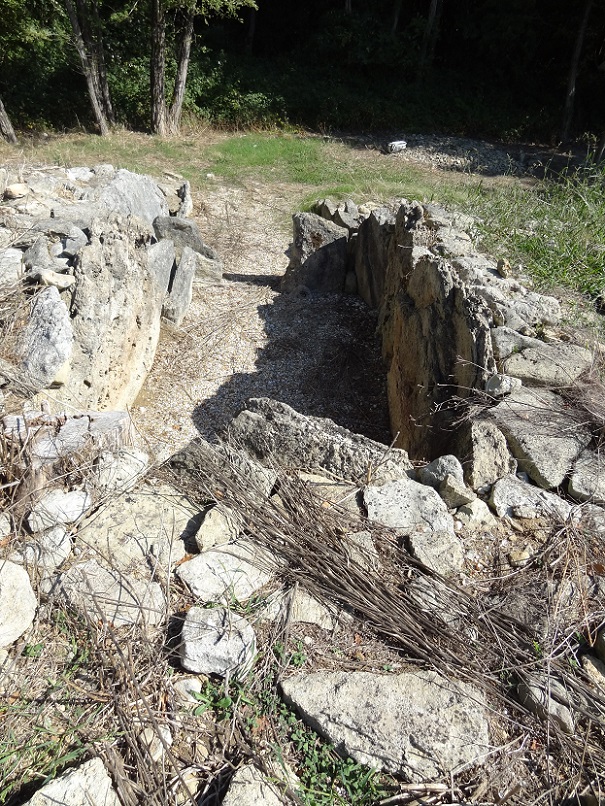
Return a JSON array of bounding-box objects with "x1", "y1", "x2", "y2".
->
[{"x1": 1, "y1": 168, "x2": 605, "y2": 805}]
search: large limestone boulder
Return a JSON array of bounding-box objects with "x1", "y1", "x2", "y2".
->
[
  {"x1": 22, "y1": 758, "x2": 120, "y2": 806},
  {"x1": 281, "y1": 212, "x2": 349, "y2": 293},
  {"x1": 281, "y1": 670, "x2": 489, "y2": 782},
  {"x1": 228, "y1": 397, "x2": 413, "y2": 484},
  {"x1": 0, "y1": 561, "x2": 37, "y2": 647}
]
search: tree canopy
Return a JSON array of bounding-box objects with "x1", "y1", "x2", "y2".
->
[{"x1": 1, "y1": 0, "x2": 604, "y2": 142}]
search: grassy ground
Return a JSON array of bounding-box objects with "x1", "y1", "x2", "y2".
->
[{"x1": 3, "y1": 128, "x2": 603, "y2": 301}]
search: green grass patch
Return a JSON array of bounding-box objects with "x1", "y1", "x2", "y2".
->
[{"x1": 468, "y1": 164, "x2": 605, "y2": 297}]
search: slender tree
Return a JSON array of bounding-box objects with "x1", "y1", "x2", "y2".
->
[
  {"x1": 150, "y1": 0, "x2": 256, "y2": 136},
  {"x1": 64, "y1": 0, "x2": 114, "y2": 134},
  {"x1": 418, "y1": 0, "x2": 443, "y2": 80},
  {"x1": 0, "y1": 94, "x2": 17, "y2": 143}
]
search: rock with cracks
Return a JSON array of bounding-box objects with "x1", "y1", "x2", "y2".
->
[
  {"x1": 281, "y1": 670, "x2": 489, "y2": 782},
  {"x1": 180, "y1": 605, "x2": 256, "y2": 677}
]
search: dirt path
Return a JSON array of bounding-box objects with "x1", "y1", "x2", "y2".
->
[{"x1": 132, "y1": 179, "x2": 391, "y2": 460}]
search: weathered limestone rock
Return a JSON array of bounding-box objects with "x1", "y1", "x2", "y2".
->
[
  {"x1": 262, "y1": 587, "x2": 339, "y2": 631},
  {"x1": 11, "y1": 526, "x2": 72, "y2": 571},
  {"x1": 281, "y1": 213, "x2": 349, "y2": 293},
  {"x1": 485, "y1": 373, "x2": 522, "y2": 397},
  {"x1": 454, "y1": 418, "x2": 516, "y2": 491},
  {"x1": 353, "y1": 207, "x2": 396, "y2": 309},
  {"x1": 20, "y1": 286, "x2": 73, "y2": 388},
  {"x1": 456, "y1": 498, "x2": 498, "y2": 528},
  {"x1": 298, "y1": 471, "x2": 361, "y2": 515},
  {"x1": 57, "y1": 559, "x2": 166, "y2": 627},
  {"x1": 77, "y1": 483, "x2": 195, "y2": 574},
  {"x1": 281, "y1": 670, "x2": 489, "y2": 781},
  {"x1": 85, "y1": 169, "x2": 169, "y2": 224},
  {"x1": 0, "y1": 247, "x2": 23, "y2": 286},
  {"x1": 162, "y1": 250, "x2": 196, "y2": 327},
  {"x1": 407, "y1": 529, "x2": 464, "y2": 575},
  {"x1": 194, "y1": 504, "x2": 241, "y2": 551},
  {"x1": 94, "y1": 447, "x2": 148, "y2": 494},
  {"x1": 153, "y1": 215, "x2": 218, "y2": 261},
  {"x1": 380, "y1": 209, "x2": 495, "y2": 456},
  {"x1": 489, "y1": 474, "x2": 573, "y2": 521},
  {"x1": 0, "y1": 560, "x2": 37, "y2": 647},
  {"x1": 418, "y1": 455, "x2": 464, "y2": 488},
  {"x1": 22, "y1": 758, "x2": 120, "y2": 806},
  {"x1": 569, "y1": 450, "x2": 605, "y2": 505},
  {"x1": 438, "y1": 474, "x2": 476, "y2": 508},
  {"x1": 222, "y1": 765, "x2": 290, "y2": 806},
  {"x1": 488, "y1": 387, "x2": 592, "y2": 488},
  {"x1": 502, "y1": 341, "x2": 593, "y2": 387},
  {"x1": 490, "y1": 326, "x2": 543, "y2": 361},
  {"x1": 228, "y1": 398, "x2": 412, "y2": 485},
  {"x1": 180, "y1": 605, "x2": 256, "y2": 676},
  {"x1": 177, "y1": 539, "x2": 274, "y2": 604},
  {"x1": 364, "y1": 477, "x2": 454, "y2": 534},
  {"x1": 29, "y1": 489, "x2": 92, "y2": 533},
  {"x1": 517, "y1": 677, "x2": 574, "y2": 734}
]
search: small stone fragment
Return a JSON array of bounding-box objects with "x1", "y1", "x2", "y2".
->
[
  {"x1": 438, "y1": 474, "x2": 476, "y2": 508},
  {"x1": 418, "y1": 455, "x2": 464, "y2": 488},
  {"x1": 195, "y1": 504, "x2": 240, "y2": 551},
  {"x1": 139, "y1": 725, "x2": 172, "y2": 762},
  {"x1": 21, "y1": 757, "x2": 120, "y2": 806},
  {"x1": 29, "y1": 489, "x2": 92, "y2": 532},
  {"x1": 0, "y1": 561, "x2": 37, "y2": 648}
]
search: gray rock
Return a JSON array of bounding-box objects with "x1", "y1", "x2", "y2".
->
[
  {"x1": 454, "y1": 418, "x2": 516, "y2": 491},
  {"x1": 485, "y1": 373, "x2": 522, "y2": 397},
  {"x1": 490, "y1": 327, "x2": 543, "y2": 362},
  {"x1": 177, "y1": 539, "x2": 274, "y2": 604},
  {"x1": 180, "y1": 605, "x2": 256, "y2": 676},
  {"x1": 194, "y1": 504, "x2": 240, "y2": 552},
  {"x1": 364, "y1": 477, "x2": 454, "y2": 534},
  {"x1": 517, "y1": 678, "x2": 574, "y2": 734},
  {"x1": 77, "y1": 483, "x2": 194, "y2": 573},
  {"x1": 94, "y1": 447, "x2": 148, "y2": 494},
  {"x1": 261, "y1": 587, "x2": 338, "y2": 631},
  {"x1": 488, "y1": 387, "x2": 592, "y2": 488},
  {"x1": 407, "y1": 529, "x2": 464, "y2": 575},
  {"x1": 298, "y1": 471, "x2": 361, "y2": 515},
  {"x1": 29, "y1": 489, "x2": 92, "y2": 532},
  {"x1": 22, "y1": 758, "x2": 120, "y2": 806},
  {"x1": 86, "y1": 169, "x2": 169, "y2": 224},
  {"x1": 503, "y1": 341, "x2": 593, "y2": 387},
  {"x1": 11, "y1": 526, "x2": 72, "y2": 571},
  {"x1": 489, "y1": 474, "x2": 573, "y2": 521},
  {"x1": 177, "y1": 245, "x2": 223, "y2": 289},
  {"x1": 0, "y1": 560, "x2": 37, "y2": 648},
  {"x1": 438, "y1": 474, "x2": 476, "y2": 508},
  {"x1": 0, "y1": 247, "x2": 23, "y2": 286},
  {"x1": 456, "y1": 498, "x2": 498, "y2": 528},
  {"x1": 228, "y1": 398, "x2": 412, "y2": 485},
  {"x1": 281, "y1": 670, "x2": 489, "y2": 781},
  {"x1": 354, "y1": 206, "x2": 396, "y2": 309},
  {"x1": 418, "y1": 455, "x2": 464, "y2": 488},
  {"x1": 222, "y1": 765, "x2": 289, "y2": 806},
  {"x1": 20, "y1": 286, "x2": 73, "y2": 388},
  {"x1": 162, "y1": 249, "x2": 195, "y2": 327},
  {"x1": 153, "y1": 215, "x2": 219, "y2": 261},
  {"x1": 57, "y1": 559, "x2": 166, "y2": 627},
  {"x1": 281, "y1": 212, "x2": 349, "y2": 293},
  {"x1": 582, "y1": 655, "x2": 605, "y2": 692},
  {"x1": 569, "y1": 450, "x2": 605, "y2": 505}
]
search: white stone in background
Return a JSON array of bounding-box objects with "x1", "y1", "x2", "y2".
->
[
  {"x1": 194, "y1": 504, "x2": 240, "y2": 551},
  {"x1": 30, "y1": 268, "x2": 76, "y2": 290},
  {"x1": 95, "y1": 448, "x2": 149, "y2": 494},
  {"x1": 0, "y1": 247, "x2": 23, "y2": 286},
  {"x1": 456, "y1": 498, "x2": 498, "y2": 528},
  {"x1": 485, "y1": 373, "x2": 522, "y2": 397},
  {"x1": 4, "y1": 183, "x2": 29, "y2": 200},
  {"x1": 172, "y1": 675, "x2": 204, "y2": 706},
  {"x1": 66, "y1": 167, "x2": 94, "y2": 183},
  {"x1": 281, "y1": 670, "x2": 489, "y2": 782},
  {"x1": 0, "y1": 512, "x2": 11, "y2": 538},
  {"x1": 569, "y1": 450, "x2": 605, "y2": 506},
  {"x1": 21, "y1": 757, "x2": 120, "y2": 806},
  {"x1": 29, "y1": 489, "x2": 92, "y2": 533},
  {"x1": 139, "y1": 725, "x2": 172, "y2": 762},
  {"x1": 0, "y1": 560, "x2": 37, "y2": 647},
  {"x1": 503, "y1": 341, "x2": 593, "y2": 387},
  {"x1": 77, "y1": 483, "x2": 192, "y2": 573},
  {"x1": 387, "y1": 140, "x2": 407, "y2": 153},
  {"x1": 418, "y1": 455, "x2": 464, "y2": 488},
  {"x1": 20, "y1": 286, "x2": 74, "y2": 388},
  {"x1": 10, "y1": 526, "x2": 72, "y2": 570},
  {"x1": 177, "y1": 539, "x2": 273, "y2": 604},
  {"x1": 364, "y1": 477, "x2": 454, "y2": 534},
  {"x1": 222, "y1": 765, "x2": 290, "y2": 806},
  {"x1": 57, "y1": 559, "x2": 166, "y2": 627},
  {"x1": 489, "y1": 474, "x2": 573, "y2": 521},
  {"x1": 180, "y1": 605, "x2": 256, "y2": 677}
]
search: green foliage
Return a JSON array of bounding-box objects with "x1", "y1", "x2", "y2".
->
[
  {"x1": 193, "y1": 678, "x2": 255, "y2": 719},
  {"x1": 469, "y1": 162, "x2": 605, "y2": 297}
]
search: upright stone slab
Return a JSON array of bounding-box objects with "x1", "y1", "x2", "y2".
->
[{"x1": 281, "y1": 212, "x2": 349, "y2": 293}]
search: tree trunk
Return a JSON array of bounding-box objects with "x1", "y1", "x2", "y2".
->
[
  {"x1": 64, "y1": 0, "x2": 110, "y2": 135},
  {"x1": 418, "y1": 0, "x2": 443, "y2": 80},
  {"x1": 0, "y1": 95, "x2": 17, "y2": 144},
  {"x1": 391, "y1": 0, "x2": 403, "y2": 34},
  {"x1": 167, "y1": 8, "x2": 195, "y2": 135},
  {"x1": 344, "y1": 0, "x2": 352, "y2": 12},
  {"x1": 89, "y1": 0, "x2": 115, "y2": 124},
  {"x1": 561, "y1": 0, "x2": 594, "y2": 142},
  {"x1": 151, "y1": 0, "x2": 168, "y2": 135}
]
